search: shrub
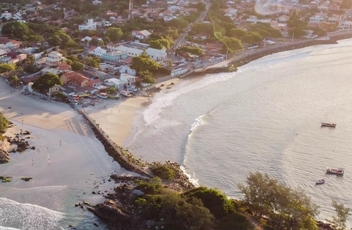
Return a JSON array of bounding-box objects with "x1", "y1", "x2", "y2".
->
[
  {"x1": 0, "y1": 113, "x2": 9, "y2": 133},
  {"x1": 151, "y1": 164, "x2": 175, "y2": 180}
]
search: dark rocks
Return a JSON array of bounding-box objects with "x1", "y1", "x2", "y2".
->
[
  {"x1": 93, "y1": 223, "x2": 99, "y2": 227},
  {"x1": 94, "y1": 199, "x2": 130, "y2": 222},
  {"x1": 0, "y1": 148, "x2": 10, "y2": 164},
  {"x1": 21, "y1": 177, "x2": 33, "y2": 182}
]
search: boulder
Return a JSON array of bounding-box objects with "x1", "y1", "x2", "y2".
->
[
  {"x1": 94, "y1": 200, "x2": 130, "y2": 222},
  {"x1": 0, "y1": 139, "x2": 10, "y2": 164}
]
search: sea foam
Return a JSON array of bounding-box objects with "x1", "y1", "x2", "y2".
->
[
  {"x1": 0, "y1": 198, "x2": 64, "y2": 230},
  {"x1": 143, "y1": 72, "x2": 235, "y2": 126}
]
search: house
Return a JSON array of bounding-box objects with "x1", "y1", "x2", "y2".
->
[
  {"x1": 79, "y1": 19, "x2": 97, "y2": 31},
  {"x1": 309, "y1": 14, "x2": 326, "y2": 24},
  {"x1": 1, "y1": 11, "x2": 12, "y2": 20},
  {"x1": 61, "y1": 71, "x2": 89, "y2": 87},
  {"x1": 88, "y1": 46, "x2": 107, "y2": 57},
  {"x1": 115, "y1": 45, "x2": 143, "y2": 57},
  {"x1": 102, "y1": 51, "x2": 128, "y2": 63},
  {"x1": 146, "y1": 47, "x2": 167, "y2": 61},
  {"x1": 88, "y1": 78, "x2": 102, "y2": 88},
  {"x1": 0, "y1": 49, "x2": 7, "y2": 58},
  {"x1": 104, "y1": 78, "x2": 126, "y2": 91},
  {"x1": 48, "y1": 84, "x2": 61, "y2": 94},
  {"x1": 132, "y1": 30, "x2": 152, "y2": 39},
  {"x1": 338, "y1": 20, "x2": 352, "y2": 29},
  {"x1": 46, "y1": 51, "x2": 63, "y2": 66},
  {"x1": 120, "y1": 73, "x2": 138, "y2": 86}
]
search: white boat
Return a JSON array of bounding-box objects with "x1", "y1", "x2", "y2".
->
[
  {"x1": 97, "y1": 93, "x2": 108, "y2": 99},
  {"x1": 315, "y1": 179, "x2": 325, "y2": 185},
  {"x1": 326, "y1": 167, "x2": 344, "y2": 175}
]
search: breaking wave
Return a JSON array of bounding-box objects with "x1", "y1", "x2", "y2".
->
[
  {"x1": 143, "y1": 73, "x2": 235, "y2": 126},
  {"x1": 0, "y1": 198, "x2": 64, "y2": 230}
]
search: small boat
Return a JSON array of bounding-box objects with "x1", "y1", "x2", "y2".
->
[
  {"x1": 97, "y1": 93, "x2": 108, "y2": 99},
  {"x1": 326, "y1": 167, "x2": 344, "y2": 175},
  {"x1": 321, "y1": 122, "x2": 336, "y2": 128},
  {"x1": 315, "y1": 179, "x2": 325, "y2": 185}
]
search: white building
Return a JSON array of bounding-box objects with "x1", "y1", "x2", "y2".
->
[
  {"x1": 104, "y1": 78, "x2": 125, "y2": 90},
  {"x1": 132, "y1": 30, "x2": 152, "y2": 39},
  {"x1": 115, "y1": 45, "x2": 143, "y2": 57},
  {"x1": 79, "y1": 19, "x2": 97, "y2": 31},
  {"x1": 120, "y1": 73, "x2": 137, "y2": 86},
  {"x1": 92, "y1": 0, "x2": 102, "y2": 5},
  {"x1": 146, "y1": 47, "x2": 167, "y2": 61},
  {"x1": 88, "y1": 46, "x2": 107, "y2": 57},
  {"x1": 1, "y1": 11, "x2": 12, "y2": 20},
  {"x1": 46, "y1": 51, "x2": 63, "y2": 66}
]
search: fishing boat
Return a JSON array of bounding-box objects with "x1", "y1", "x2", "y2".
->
[
  {"x1": 315, "y1": 179, "x2": 325, "y2": 185},
  {"x1": 321, "y1": 122, "x2": 336, "y2": 128},
  {"x1": 97, "y1": 93, "x2": 108, "y2": 99},
  {"x1": 326, "y1": 167, "x2": 344, "y2": 175}
]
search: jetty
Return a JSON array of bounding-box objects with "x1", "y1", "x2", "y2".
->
[{"x1": 79, "y1": 110, "x2": 152, "y2": 178}]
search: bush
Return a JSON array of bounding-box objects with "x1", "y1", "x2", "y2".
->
[
  {"x1": 183, "y1": 187, "x2": 235, "y2": 219},
  {"x1": 151, "y1": 164, "x2": 175, "y2": 180},
  {"x1": 216, "y1": 212, "x2": 254, "y2": 230}
]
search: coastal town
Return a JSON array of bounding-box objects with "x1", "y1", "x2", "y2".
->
[
  {"x1": 1, "y1": 0, "x2": 352, "y2": 229},
  {"x1": 0, "y1": 0, "x2": 351, "y2": 105}
]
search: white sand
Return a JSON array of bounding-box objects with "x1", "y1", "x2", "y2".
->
[{"x1": 0, "y1": 79, "x2": 119, "y2": 196}]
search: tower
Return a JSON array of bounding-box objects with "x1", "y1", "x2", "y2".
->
[{"x1": 128, "y1": 0, "x2": 133, "y2": 20}]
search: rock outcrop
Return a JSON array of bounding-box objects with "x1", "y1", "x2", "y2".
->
[
  {"x1": 94, "y1": 199, "x2": 130, "y2": 223},
  {"x1": 0, "y1": 138, "x2": 10, "y2": 164}
]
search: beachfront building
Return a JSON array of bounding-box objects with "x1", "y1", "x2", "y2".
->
[
  {"x1": 120, "y1": 73, "x2": 138, "y2": 86},
  {"x1": 46, "y1": 51, "x2": 63, "y2": 67},
  {"x1": 48, "y1": 84, "x2": 61, "y2": 94},
  {"x1": 104, "y1": 78, "x2": 125, "y2": 91},
  {"x1": 146, "y1": 47, "x2": 167, "y2": 61},
  {"x1": 61, "y1": 71, "x2": 89, "y2": 87},
  {"x1": 79, "y1": 19, "x2": 97, "y2": 31}
]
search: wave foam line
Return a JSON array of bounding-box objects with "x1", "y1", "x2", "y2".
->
[
  {"x1": 180, "y1": 165, "x2": 199, "y2": 187},
  {"x1": 0, "y1": 198, "x2": 64, "y2": 230},
  {"x1": 143, "y1": 72, "x2": 235, "y2": 126}
]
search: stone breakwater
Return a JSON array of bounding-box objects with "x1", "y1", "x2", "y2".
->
[{"x1": 79, "y1": 110, "x2": 152, "y2": 178}]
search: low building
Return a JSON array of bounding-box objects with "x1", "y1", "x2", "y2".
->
[
  {"x1": 61, "y1": 71, "x2": 89, "y2": 87},
  {"x1": 79, "y1": 19, "x2": 97, "y2": 31},
  {"x1": 102, "y1": 51, "x2": 128, "y2": 63},
  {"x1": 88, "y1": 46, "x2": 107, "y2": 57},
  {"x1": 115, "y1": 45, "x2": 143, "y2": 57},
  {"x1": 104, "y1": 78, "x2": 125, "y2": 91},
  {"x1": 132, "y1": 30, "x2": 152, "y2": 39},
  {"x1": 146, "y1": 47, "x2": 167, "y2": 61},
  {"x1": 120, "y1": 73, "x2": 138, "y2": 86},
  {"x1": 46, "y1": 51, "x2": 63, "y2": 67}
]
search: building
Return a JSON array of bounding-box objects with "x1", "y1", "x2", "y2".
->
[
  {"x1": 132, "y1": 30, "x2": 152, "y2": 39},
  {"x1": 120, "y1": 73, "x2": 137, "y2": 86},
  {"x1": 88, "y1": 46, "x2": 107, "y2": 57},
  {"x1": 61, "y1": 71, "x2": 89, "y2": 87},
  {"x1": 102, "y1": 51, "x2": 128, "y2": 63},
  {"x1": 146, "y1": 47, "x2": 167, "y2": 61},
  {"x1": 79, "y1": 19, "x2": 97, "y2": 31},
  {"x1": 104, "y1": 78, "x2": 126, "y2": 91},
  {"x1": 46, "y1": 51, "x2": 63, "y2": 67},
  {"x1": 115, "y1": 45, "x2": 143, "y2": 57}
]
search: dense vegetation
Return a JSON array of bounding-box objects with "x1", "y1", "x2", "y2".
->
[{"x1": 32, "y1": 73, "x2": 63, "y2": 94}]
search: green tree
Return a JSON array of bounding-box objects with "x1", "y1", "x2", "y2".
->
[
  {"x1": 238, "y1": 172, "x2": 319, "y2": 230},
  {"x1": 0, "y1": 113, "x2": 9, "y2": 133},
  {"x1": 107, "y1": 86, "x2": 117, "y2": 95},
  {"x1": 9, "y1": 75, "x2": 20, "y2": 88},
  {"x1": 328, "y1": 200, "x2": 351, "y2": 230},
  {"x1": 1, "y1": 21, "x2": 30, "y2": 39},
  {"x1": 131, "y1": 54, "x2": 160, "y2": 73},
  {"x1": 0, "y1": 64, "x2": 16, "y2": 73},
  {"x1": 184, "y1": 187, "x2": 234, "y2": 219},
  {"x1": 140, "y1": 70, "x2": 156, "y2": 83},
  {"x1": 71, "y1": 61, "x2": 84, "y2": 71},
  {"x1": 228, "y1": 28, "x2": 247, "y2": 38},
  {"x1": 32, "y1": 73, "x2": 63, "y2": 94},
  {"x1": 106, "y1": 27, "x2": 123, "y2": 43}
]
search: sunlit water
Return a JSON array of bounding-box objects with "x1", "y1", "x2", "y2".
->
[{"x1": 127, "y1": 39, "x2": 352, "y2": 224}]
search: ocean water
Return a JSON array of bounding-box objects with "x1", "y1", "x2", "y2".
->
[{"x1": 127, "y1": 39, "x2": 352, "y2": 223}]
